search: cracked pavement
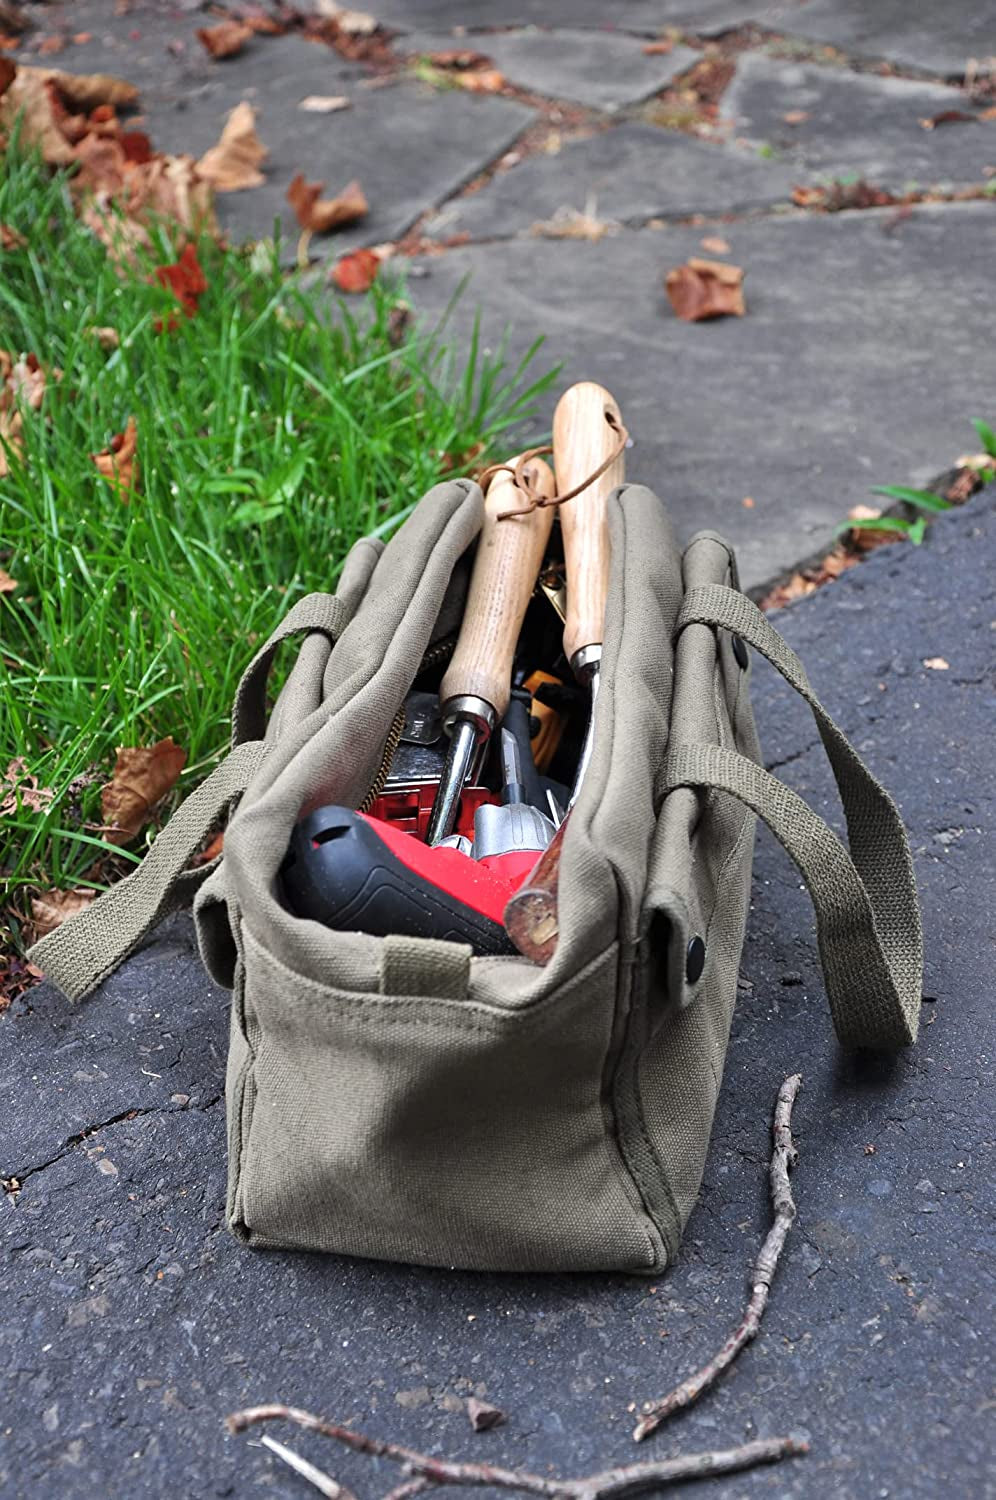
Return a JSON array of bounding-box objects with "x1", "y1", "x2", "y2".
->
[
  {"x1": 3, "y1": 3, "x2": 995, "y2": 1496},
  {"x1": 3, "y1": 488, "x2": 993, "y2": 1498}
]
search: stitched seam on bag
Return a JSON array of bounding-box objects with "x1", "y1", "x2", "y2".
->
[
  {"x1": 597, "y1": 494, "x2": 669, "y2": 1269},
  {"x1": 698, "y1": 808, "x2": 755, "y2": 1092}
]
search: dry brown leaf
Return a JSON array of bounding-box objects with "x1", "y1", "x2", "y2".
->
[
  {"x1": 330, "y1": 246, "x2": 380, "y2": 292},
  {"x1": 923, "y1": 656, "x2": 950, "y2": 671},
  {"x1": 530, "y1": 202, "x2": 616, "y2": 241},
  {"x1": 700, "y1": 234, "x2": 730, "y2": 254},
  {"x1": 91, "y1": 415, "x2": 139, "y2": 498},
  {"x1": 85, "y1": 325, "x2": 120, "y2": 349},
  {"x1": 844, "y1": 503, "x2": 902, "y2": 553},
  {"x1": 317, "y1": 3, "x2": 377, "y2": 34},
  {"x1": 426, "y1": 48, "x2": 491, "y2": 69},
  {"x1": 0, "y1": 349, "x2": 59, "y2": 475},
  {"x1": 47, "y1": 68, "x2": 137, "y2": 112},
  {"x1": 0, "y1": 221, "x2": 25, "y2": 249},
  {"x1": 456, "y1": 68, "x2": 505, "y2": 94},
  {"x1": 30, "y1": 887, "x2": 95, "y2": 940},
  {"x1": 38, "y1": 34, "x2": 66, "y2": 56},
  {"x1": 197, "y1": 20, "x2": 253, "y2": 59},
  {"x1": 0, "y1": 567, "x2": 16, "y2": 592},
  {"x1": 287, "y1": 172, "x2": 367, "y2": 232},
  {"x1": 783, "y1": 109, "x2": 809, "y2": 124},
  {"x1": 298, "y1": 93, "x2": 351, "y2": 112},
  {"x1": 665, "y1": 257, "x2": 745, "y2": 321},
  {"x1": 642, "y1": 40, "x2": 673, "y2": 55},
  {"x1": 197, "y1": 100, "x2": 267, "y2": 191},
  {"x1": 919, "y1": 108, "x2": 977, "y2": 130},
  {"x1": 100, "y1": 735, "x2": 186, "y2": 842},
  {"x1": 1, "y1": 756, "x2": 54, "y2": 816}
]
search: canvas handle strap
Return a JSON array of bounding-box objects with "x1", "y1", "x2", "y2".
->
[
  {"x1": 664, "y1": 584, "x2": 923, "y2": 1050},
  {"x1": 31, "y1": 593, "x2": 348, "y2": 1002}
]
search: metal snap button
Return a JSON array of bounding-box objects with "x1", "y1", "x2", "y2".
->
[
  {"x1": 732, "y1": 634, "x2": 749, "y2": 670},
  {"x1": 686, "y1": 935, "x2": 706, "y2": 984}
]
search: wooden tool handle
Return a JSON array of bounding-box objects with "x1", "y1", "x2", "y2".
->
[
  {"x1": 553, "y1": 382, "x2": 625, "y2": 667},
  {"x1": 440, "y1": 456, "x2": 555, "y2": 721},
  {"x1": 503, "y1": 817, "x2": 566, "y2": 964}
]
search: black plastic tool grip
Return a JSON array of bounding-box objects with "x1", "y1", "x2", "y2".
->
[{"x1": 279, "y1": 807, "x2": 516, "y2": 956}]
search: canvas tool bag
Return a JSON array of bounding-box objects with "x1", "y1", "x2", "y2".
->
[{"x1": 30, "y1": 478, "x2": 923, "y2": 1274}]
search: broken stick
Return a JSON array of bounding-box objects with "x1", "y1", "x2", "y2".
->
[
  {"x1": 633, "y1": 1072, "x2": 803, "y2": 1441},
  {"x1": 228, "y1": 1405, "x2": 806, "y2": 1497}
]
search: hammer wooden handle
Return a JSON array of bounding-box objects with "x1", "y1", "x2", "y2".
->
[
  {"x1": 503, "y1": 816, "x2": 566, "y2": 964},
  {"x1": 553, "y1": 382, "x2": 625, "y2": 667},
  {"x1": 440, "y1": 456, "x2": 555, "y2": 722}
]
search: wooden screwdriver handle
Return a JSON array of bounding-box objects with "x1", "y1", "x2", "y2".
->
[
  {"x1": 503, "y1": 815, "x2": 566, "y2": 964},
  {"x1": 440, "y1": 455, "x2": 555, "y2": 722},
  {"x1": 553, "y1": 382, "x2": 625, "y2": 667}
]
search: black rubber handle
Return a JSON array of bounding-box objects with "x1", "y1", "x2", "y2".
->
[{"x1": 279, "y1": 807, "x2": 515, "y2": 956}]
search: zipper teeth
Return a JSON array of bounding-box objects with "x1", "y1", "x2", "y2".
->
[
  {"x1": 357, "y1": 634, "x2": 455, "y2": 812},
  {"x1": 358, "y1": 704, "x2": 407, "y2": 812}
]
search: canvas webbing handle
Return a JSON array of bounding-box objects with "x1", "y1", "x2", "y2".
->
[
  {"x1": 30, "y1": 593, "x2": 348, "y2": 1002},
  {"x1": 665, "y1": 584, "x2": 923, "y2": 1050}
]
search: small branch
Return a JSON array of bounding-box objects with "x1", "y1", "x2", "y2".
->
[
  {"x1": 633, "y1": 1073, "x2": 803, "y2": 1441},
  {"x1": 383, "y1": 1480, "x2": 433, "y2": 1500},
  {"x1": 259, "y1": 1432, "x2": 359, "y2": 1500},
  {"x1": 227, "y1": 1406, "x2": 806, "y2": 1497}
]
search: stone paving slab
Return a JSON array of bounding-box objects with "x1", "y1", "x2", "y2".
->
[
  {"x1": 724, "y1": 53, "x2": 996, "y2": 190},
  {"x1": 3, "y1": 490, "x2": 993, "y2": 1499},
  {"x1": 402, "y1": 202, "x2": 996, "y2": 591},
  {"x1": 400, "y1": 28, "x2": 700, "y2": 112},
  {"x1": 372, "y1": 0, "x2": 755, "y2": 38},
  {"x1": 751, "y1": 0, "x2": 996, "y2": 79},
  {"x1": 424, "y1": 124, "x2": 798, "y2": 240},
  {"x1": 25, "y1": 2, "x2": 538, "y2": 257}
]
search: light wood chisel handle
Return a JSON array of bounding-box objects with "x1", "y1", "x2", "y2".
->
[
  {"x1": 440, "y1": 456, "x2": 555, "y2": 723},
  {"x1": 553, "y1": 382, "x2": 625, "y2": 667}
]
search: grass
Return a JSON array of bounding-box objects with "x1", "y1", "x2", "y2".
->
[{"x1": 0, "y1": 144, "x2": 555, "y2": 927}]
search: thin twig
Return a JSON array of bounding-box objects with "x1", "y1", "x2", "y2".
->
[
  {"x1": 383, "y1": 1480, "x2": 433, "y2": 1500},
  {"x1": 259, "y1": 1432, "x2": 359, "y2": 1500},
  {"x1": 227, "y1": 1405, "x2": 806, "y2": 1497},
  {"x1": 633, "y1": 1073, "x2": 803, "y2": 1441}
]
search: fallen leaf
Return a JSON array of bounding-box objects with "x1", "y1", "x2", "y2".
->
[
  {"x1": 0, "y1": 955, "x2": 44, "y2": 1011},
  {"x1": 783, "y1": 109, "x2": 809, "y2": 124},
  {"x1": 643, "y1": 40, "x2": 673, "y2": 55},
  {"x1": 330, "y1": 247, "x2": 379, "y2": 292},
  {"x1": 30, "y1": 887, "x2": 95, "y2": 939},
  {"x1": 919, "y1": 109, "x2": 977, "y2": 130},
  {"x1": 792, "y1": 179, "x2": 895, "y2": 211},
  {"x1": 530, "y1": 201, "x2": 616, "y2": 241},
  {"x1": 242, "y1": 9, "x2": 284, "y2": 36},
  {"x1": 1, "y1": 756, "x2": 54, "y2": 815},
  {"x1": 742, "y1": 495, "x2": 754, "y2": 508},
  {"x1": 85, "y1": 325, "x2": 120, "y2": 349},
  {"x1": 100, "y1": 735, "x2": 186, "y2": 842},
  {"x1": 45, "y1": 68, "x2": 137, "y2": 112},
  {"x1": 287, "y1": 172, "x2": 367, "y2": 232},
  {"x1": 0, "y1": 567, "x2": 16, "y2": 591},
  {"x1": 665, "y1": 257, "x2": 745, "y2": 321},
  {"x1": 73, "y1": 32, "x2": 93, "y2": 45},
  {"x1": 427, "y1": 48, "x2": 491, "y2": 69},
  {"x1": 197, "y1": 20, "x2": 253, "y2": 59},
  {"x1": 317, "y1": 3, "x2": 377, "y2": 34},
  {"x1": 196, "y1": 100, "x2": 267, "y2": 191},
  {"x1": 154, "y1": 241, "x2": 207, "y2": 317},
  {"x1": 298, "y1": 93, "x2": 351, "y2": 112},
  {"x1": 37, "y1": 34, "x2": 66, "y2": 55},
  {"x1": 923, "y1": 656, "x2": 949, "y2": 670},
  {"x1": 466, "y1": 1397, "x2": 505, "y2": 1432},
  {"x1": 91, "y1": 416, "x2": 139, "y2": 498},
  {"x1": 844, "y1": 503, "x2": 901, "y2": 552},
  {"x1": 387, "y1": 301, "x2": 412, "y2": 347},
  {"x1": 456, "y1": 68, "x2": 504, "y2": 94},
  {"x1": 700, "y1": 234, "x2": 730, "y2": 254},
  {"x1": 0, "y1": 349, "x2": 60, "y2": 475}
]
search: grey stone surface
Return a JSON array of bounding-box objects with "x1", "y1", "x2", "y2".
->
[
  {"x1": 401, "y1": 202, "x2": 996, "y2": 591},
  {"x1": 22, "y1": 1, "x2": 537, "y2": 257},
  {"x1": 3, "y1": 491, "x2": 993, "y2": 1498},
  {"x1": 751, "y1": 0, "x2": 996, "y2": 78},
  {"x1": 725, "y1": 53, "x2": 996, "y2": 191},
  {"x1": 424, "y1": 123, "x2": 798, "y2": 240},
  {"x1": 400, "y1": 29, "x2": 699, "y2": 112},
  {"x1": 373, "y1": 1, "x2": 755, "y2": 38}
]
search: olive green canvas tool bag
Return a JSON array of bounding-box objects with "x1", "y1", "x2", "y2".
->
[{"x1": 31, "y1": 478, "x2": 923, "y2": 1274}]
